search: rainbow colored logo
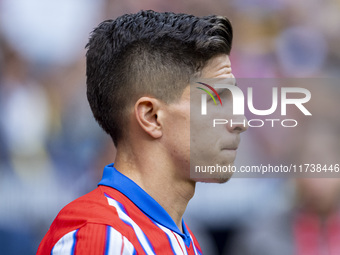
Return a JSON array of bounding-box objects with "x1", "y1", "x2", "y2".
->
[{"x1": 196, "y1": 82, "x2": 223, "y2": 106}]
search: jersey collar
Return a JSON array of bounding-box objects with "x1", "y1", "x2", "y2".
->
[{"x1": 98, "y1": 163, "x2": 192, "y2": 246}]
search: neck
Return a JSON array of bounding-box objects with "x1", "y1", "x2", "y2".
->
[{"x1": 114, "y1": 141, "x2": 195, "y2": 231}]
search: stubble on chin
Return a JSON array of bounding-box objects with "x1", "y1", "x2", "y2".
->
[{"x1": 192, "y1": 171, "x2": 234, "y2": 184}]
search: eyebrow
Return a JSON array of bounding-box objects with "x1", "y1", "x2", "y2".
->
[
  {"x1": 214, "y1": 82, "x2": 238, "y2": 94},
  {"x1": 215, "y1": 88, "x2": 230, "y2": 94}
]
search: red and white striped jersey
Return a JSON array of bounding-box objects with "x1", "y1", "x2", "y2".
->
[{"x1": 37, "y1": 164, "x2": 202, "y2": 255}]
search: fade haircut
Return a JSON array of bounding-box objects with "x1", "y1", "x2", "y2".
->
[{"x1": 86, "y1": 10, "x2": 233, "y2": 145}]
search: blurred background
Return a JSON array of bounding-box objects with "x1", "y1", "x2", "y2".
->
[{"x1": 0, "y1": 0, "x2": 339, "y2": 254}]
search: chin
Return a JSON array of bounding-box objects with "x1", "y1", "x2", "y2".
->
[
  {"x1": 190, "y1": 161, "x2": 235, "y2": 183},
  {"x1": 192, "y1": 173, "x2": 233, "y2": 184}
]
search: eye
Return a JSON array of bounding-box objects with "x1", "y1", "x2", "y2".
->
[{"x1": 218, "y1": 90, "x2": 231, "y2": 99}]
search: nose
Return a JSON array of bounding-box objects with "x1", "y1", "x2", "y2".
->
[{"x1": 227, "y1": 114, "x2": 248, "y2": 133}]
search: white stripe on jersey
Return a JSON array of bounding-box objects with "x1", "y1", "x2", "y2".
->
[
  {"x1": 121, "y1": 235, "x2": 136, "y2": 254},
  {"x1": 105, "y1": 226, "x2": 122, "y2": 255},
  {"x1": 155, "y1": 223, "x2": 187, "y2": 255},
  {"x1": 52, "y1": 229, "x2": 77, "y2": 255},
  {"x1": 189, "y1": 233, "x2": 201, "y2": 255},
  {"x1": 106, "y1": 197, "x2": 155, "y2": 255},
  {"x1": 106, "y1": 226, "x2": 135, "y2": 255}
]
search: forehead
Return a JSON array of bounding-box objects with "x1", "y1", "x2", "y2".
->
[
  {"x1": 177, "y1": 54, "x2": 233, "y2": 102},
  {"x1": 204, "y1": 54, "x2": 231, "y2": 67},
  {"x1": 201, "y1": 54, "x2": 232, "y2": 79}
]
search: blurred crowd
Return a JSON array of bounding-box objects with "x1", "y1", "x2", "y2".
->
[{"x1": 0, "y1": 0, "x2": 340, "y2": 254}]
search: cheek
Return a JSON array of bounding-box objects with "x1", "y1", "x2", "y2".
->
[
  {"x1": 170, "y1": 128, "x2": 191, "y2": 175},
  {"x1": 165, "y1": 114, "x2": 190, "y2": 157},
  {"x1": 213, "y1": 100, "x2": 234, "y2": 118},
  {"x1": 190, "y1": 123, "x2": 220, "y2": 161},
  {"x1": 190, "y1": 103, "x2": 230, "y2": 147}
]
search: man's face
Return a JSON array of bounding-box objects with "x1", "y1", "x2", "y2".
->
[
  {"x1": 162, "y1": 54, "x2": 247, "y2": 183},
  {"x1": 190, "y1": 55, "x2": 248, "y2": 183}
]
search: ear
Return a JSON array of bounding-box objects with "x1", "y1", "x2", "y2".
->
[{"x1": 134, "y1": 97, "x2": 163, "y2": 139}]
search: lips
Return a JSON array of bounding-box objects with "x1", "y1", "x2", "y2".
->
[
  {"x1": 221, "y1": 147, "x2": 238, "y2": 159},
  {"x1": 221, "y1": 140, "x2": 240, "y2": 151},
  {"x1": 222, "y1": 147, "x2": 238, "y2": 150}
]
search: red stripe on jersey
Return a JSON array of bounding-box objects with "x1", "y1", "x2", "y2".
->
[
  {"x1": 74, "y1": 224, "x2": 106, "y2": 255},
  {"x1": 173, "y1": 232, "x2": 185, "y2": 254},
  {"x1": 120, "y1": 234, "x2": 124, "y2": 255}
]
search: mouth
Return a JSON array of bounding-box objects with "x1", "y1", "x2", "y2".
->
[
  {"x1": 221, "y1": 148, "x2": 238, "y2": 158},
  {"x1": 221, "y1": 143, "x2": 239, "y2": 160},
  {"x1": 221, "y1": 148, "x2": 238, "y2": 161},
  {"x1": 222, "y1": 147, "x2": 238, "y2": 151},
  {"x1": 221, "y1": 143, "x2": 239, "y2": 151},
  {"x1": 221, "y1": 137, "x2": 240, "y2": 151}
]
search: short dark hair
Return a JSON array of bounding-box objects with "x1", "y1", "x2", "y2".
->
[{"x1": 86, "y1": 10, "x2": 233, "y2": 145}]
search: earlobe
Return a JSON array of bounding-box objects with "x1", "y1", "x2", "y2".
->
[{"x1": 135, "y1": 97, "x2": 163, "y2": 139}]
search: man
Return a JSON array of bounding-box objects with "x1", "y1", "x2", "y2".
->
[{"x1": 37, "y1": 10, "x2": 247, "y2": 254}]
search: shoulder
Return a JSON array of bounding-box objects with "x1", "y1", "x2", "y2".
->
[
  {"x1": 38, "y1": 222, "x2": 137, "y2": 255},
  {"x1": 53, "y1": 186, "x2": 120, "y2": 227},
  {"x1": 37, "y1": 186, "x2": 138, "y2": 254}
]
